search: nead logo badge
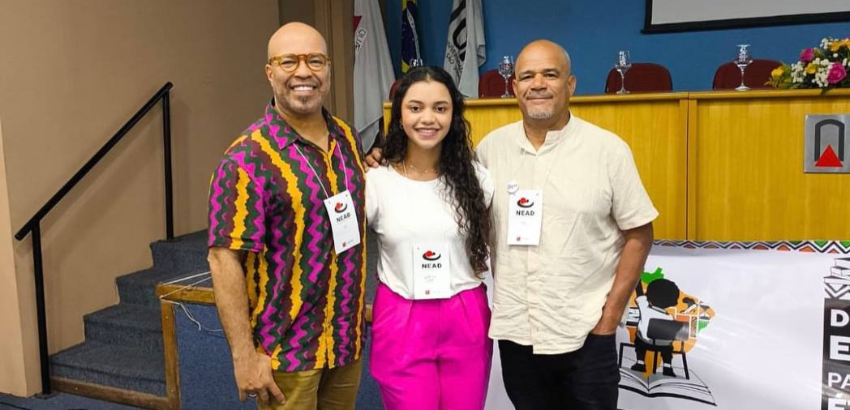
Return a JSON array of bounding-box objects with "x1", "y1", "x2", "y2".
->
[
  {"x1": 421, "y1": 250, "x2": 442, "y2": 269},
  {"x1": 516, "y1": 197, "x2": 535, "y2": 216}
]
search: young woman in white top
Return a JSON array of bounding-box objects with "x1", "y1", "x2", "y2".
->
[{"x1": 366, "y1": 66, "x2": 495, "y2": 410}]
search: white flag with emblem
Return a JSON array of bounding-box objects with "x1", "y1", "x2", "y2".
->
[
  {"x1": 443, "y1": 0, "x2": 486, "y2": 98},
  {"x1": 354, "y1": 0, "x2": 395, "y2": 151}
]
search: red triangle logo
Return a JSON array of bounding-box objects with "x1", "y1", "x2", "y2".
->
[
  {"x1": 353, "y1": 16, "x2": 362, "y2": 34},
  {"x1": 815, "y1": 145, "x2": 843, "y2": 168}
]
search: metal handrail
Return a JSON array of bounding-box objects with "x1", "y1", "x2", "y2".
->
[{"x1": 14, "y1": 81, "x2": 175, "y2": 394}]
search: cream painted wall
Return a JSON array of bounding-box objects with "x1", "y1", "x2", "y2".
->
[
  {"x1": 0, "y1": 120, "x2": 29, "y2": 396},
  {"x1": 279, "y1": 0, "x2": 354, "y2": 122},
  {"x1": 0, "y1": 0, "x2": 279, "y2": 394}
]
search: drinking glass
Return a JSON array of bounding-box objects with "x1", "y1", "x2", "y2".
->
[
  {"x1": 735, "y1": 44, "x2": 753, "y2": 91},
  {"x1": 498, "y1": 55, "x2": 515, "y2": 98},
  {"x1": 615, "y1": 50, "x2": 632, "y2": 94}
]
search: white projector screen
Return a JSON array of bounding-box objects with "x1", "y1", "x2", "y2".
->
[{"x1": 644, "y1": 0, "x2": 850, "y2": 33}]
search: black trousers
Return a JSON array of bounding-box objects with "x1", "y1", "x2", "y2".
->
[
  {"x1": 499, "y1": 335, "x2": 620, "y2": 410},
  {"x1": 634, "y1": 337, "x2": 673, "y2": 365}
]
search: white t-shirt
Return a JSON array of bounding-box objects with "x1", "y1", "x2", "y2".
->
[
  {"x1": 365, "y1": 163, "x2": 495, "y2": 299},
  {"x1": 635, "y1": 295, "x2": 674, "y2": 346},
  {"x1": 477, "y1": 115, "x2": 659, "y2": 354}
]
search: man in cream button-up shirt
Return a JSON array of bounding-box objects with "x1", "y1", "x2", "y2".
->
[{"x1": 477, "y1": 40, "x2": 657, "y2": 410}]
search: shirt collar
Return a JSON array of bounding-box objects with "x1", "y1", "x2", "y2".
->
[
  {"x1": 263, "y1": 99, "x2": 345, "y2": 150},
  {"x1": 514, "y1": 111, "x2": 579, "y2": 154}
]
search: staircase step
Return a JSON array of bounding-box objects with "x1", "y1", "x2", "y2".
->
[
  {"x1": 50, "y1": 341, "x2": 165, "y2": 396},
  {"x1": 84, "y1": 304, "x2": 163, "y2": 352},
  {"x1": 117, "y1": 267, "x2": 207, "y2": 308},
  {"x1": 150, "y1": 231, "x2": 209, "y2": 272}
]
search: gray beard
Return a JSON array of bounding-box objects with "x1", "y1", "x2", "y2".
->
[{"x1": 527, "y1": 109, "x2": 554, "y2": 120}]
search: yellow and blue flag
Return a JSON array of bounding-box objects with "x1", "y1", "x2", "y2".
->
[{"x1": 401, "y1": 0, "x2": 422, "y2": 73}]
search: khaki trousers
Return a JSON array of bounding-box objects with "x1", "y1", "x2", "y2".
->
[{"x1": 258, "y1": 359, "x2": 362, "y2": 410}]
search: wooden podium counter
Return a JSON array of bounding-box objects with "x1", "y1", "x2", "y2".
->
[
  {"x1": 382, "y1": 89, "x2": 850, "y2": 241},
  {"x1": 688, "y1": 89, "x2": 850, "y2": 241}
]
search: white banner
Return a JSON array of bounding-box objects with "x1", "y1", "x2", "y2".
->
[{"x1": 484, "y1": 245, "x2": 848, "y2": 410}]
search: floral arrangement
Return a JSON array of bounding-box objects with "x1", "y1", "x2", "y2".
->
[{"x1": 768, "y1": 37, "x2": 850, "y2": 91}]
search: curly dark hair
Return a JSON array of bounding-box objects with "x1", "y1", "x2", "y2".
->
[
  {"x1": 383, "y1": 66, "x2": 492, "y2": 273},
  {"x1": 646, "y1": 279, "x2": 680, "y2": 309}
]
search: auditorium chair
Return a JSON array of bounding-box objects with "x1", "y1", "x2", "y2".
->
[
  {"x1": 478, "y1": 69, "x2": 515, "y2": 98},
  {"x1": 388, "y1": 78, "x2": 402, "y2": 100},
  {"x1": 712, "y1": 59, "x2": 781, "y2": 90},
  {"x1": 604, "y1": 63, "x2": 673, "y2": 94}
]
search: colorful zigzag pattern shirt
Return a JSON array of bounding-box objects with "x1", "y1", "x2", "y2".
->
[{"x1": 208, "y1": 102, "x2": 367, "y2": 372}]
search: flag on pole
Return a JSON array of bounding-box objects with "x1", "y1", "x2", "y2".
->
[
  {"x1": 354, "y1": 0, "x2": 395, "y2": 151},
  {"x1": 401, "y1": 0, "x2": 422, "y2": 73},
  {"x1": 443, "y1": 0, "x2": 486, "y2": 98}
]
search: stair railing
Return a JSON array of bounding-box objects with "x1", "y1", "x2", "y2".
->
[{"x1": 14, "y1": 82, "x2": 175, "y2": 395}]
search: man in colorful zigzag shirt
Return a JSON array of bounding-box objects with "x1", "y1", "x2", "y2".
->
[{"x1": 207, "y1": 22, "x2": 367, "y2": 410}]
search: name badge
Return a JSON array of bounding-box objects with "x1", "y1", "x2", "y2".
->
[
  {"x1": 507, "y1": 190, "x2": 543, "y2": 246},
  {"x1": 412, "y1": 243, "x2": 451, "y2": 300},
  {"x1": 323, "y1": 190, "x2": 361, "y2": 254}
]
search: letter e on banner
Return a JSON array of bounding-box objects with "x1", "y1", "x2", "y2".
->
[{"x1": 823, "y1": 261, "x2": 850, "y2": 410}]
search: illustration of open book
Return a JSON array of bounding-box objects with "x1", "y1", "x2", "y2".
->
[{"x1": 619, "y1": 360, "x2": 716, "y2": 406}]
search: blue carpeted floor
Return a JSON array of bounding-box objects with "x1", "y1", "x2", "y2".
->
[{"x1": 0, "y1": 393, "x2": 145, "y2": 410}]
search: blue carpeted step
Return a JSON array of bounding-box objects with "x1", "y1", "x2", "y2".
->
[
  {"x1": 150, "y1": 231, "x2": 209, "y2": 272},
  {"x1": 50, "y1": 341, "x2": 165, "y2": 396},
  {"x1": 117, "y1": 267, "x2": 207, "y2": 308},
  {"x1": 0, "y1": 392, "x2": 147, "y2": 410},
  {"x1": 84, "y1": 304, "x2": 163, "y2": 352}
]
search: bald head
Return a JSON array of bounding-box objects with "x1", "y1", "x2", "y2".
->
[
  {"x1": 267, "y1": 22, "x2": 328, "y2": 60},
  {"x1": 516, "y1": 40, "x2": 572, "y2": 77},
  {"x1": 511, "y1": 39, "x2": 576, "y2": 130},
  {"x1": 264, "y1": 22, "x2": 331, "y2": 121}
]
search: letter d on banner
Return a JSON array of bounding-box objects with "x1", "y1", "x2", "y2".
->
[{"x1": 823, "y1": 258, "x2": 850, "y2": 409}]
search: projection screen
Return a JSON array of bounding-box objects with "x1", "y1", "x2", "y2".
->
[{"x1": 644, "y1": 0, "x2": 850, "y2": 33}]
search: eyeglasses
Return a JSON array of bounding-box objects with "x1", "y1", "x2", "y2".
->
[{"x1": 268, "y1": 54, "x2": 330, "y2": 72}]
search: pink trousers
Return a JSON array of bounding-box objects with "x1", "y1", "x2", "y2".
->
[{"x1": 370, "y1": 283, "x2": 493, "y2": 410}]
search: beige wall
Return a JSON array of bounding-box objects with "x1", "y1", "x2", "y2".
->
[
  {"x1": 279, "y1": 0, "x2": 354, "y2": 122},
  {"x1": 0, "y1": 0, "x2": 280, "y2": 395},
  {"x1": 279, "y1": 0, "x2": 316, "y2": 26},
  {"x1": 0, "y1": 120, "x2": 29, "y2": 395}
]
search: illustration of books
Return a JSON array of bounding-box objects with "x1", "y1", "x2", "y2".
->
[
  {"x1": 825, "y1": 258, "x2": 850, "y2": 300},
  {"x1": 619, "y1": 364, "x2": 716, "y2": 405}
]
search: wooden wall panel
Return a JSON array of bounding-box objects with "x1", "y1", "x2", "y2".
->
[
  {"x1": 384, "y1": 94, "x2": 689, "y2": 240},
  {"x1": 383, "y1": 90, "x2": 850, "y2": 241},
  {"x1": 571, "y1": 97, "x2": 688, "y2": 240},
  {"x1": 691, "y1": 89, "x2": 850, "y2": 241}
]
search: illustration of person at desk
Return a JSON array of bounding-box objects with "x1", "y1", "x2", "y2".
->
[{"x1": 630, "y1": 278, "x2": 690, "y2": 377}]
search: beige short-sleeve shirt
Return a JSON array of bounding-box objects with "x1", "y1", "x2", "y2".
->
[{"x1": 476, "y1": 115, "x2": 658, "y2": 354}]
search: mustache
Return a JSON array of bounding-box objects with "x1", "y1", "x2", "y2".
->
[
  {"x1": 287, "y1": 79, "x2": 320, "y2": 87},
  {"x1": 524, "y1": 90, "x2": 553, "y2": 99}
]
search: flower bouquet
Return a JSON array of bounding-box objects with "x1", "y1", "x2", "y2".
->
[{"x1": 768, "y1": 37, "x2": 850, "y2": 91}]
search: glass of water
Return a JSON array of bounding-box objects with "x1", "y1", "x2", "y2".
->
[
  {"x1": 615, "y1": 50, "x2": 632, "y2": 94},
  {"x1": 734, "y1": 44, "x2": 753, "y2": 91},
  {"x1": 498, "y1": 55, "x2": 515, "y2": 98}
]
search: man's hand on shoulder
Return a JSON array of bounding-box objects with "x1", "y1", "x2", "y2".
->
[
  {"x1": 233, "y1": 351, "x2": 287, "y2": 406},
  {"x1": 365, "y1": 147, "x2": 384, "y2": 170}
]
